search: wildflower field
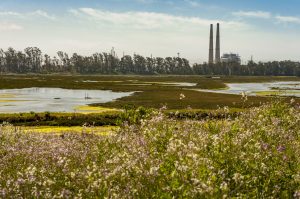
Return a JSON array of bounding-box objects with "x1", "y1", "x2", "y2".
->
[{"x1": 0, "y1": 101, "x2": 299, "y2": 198}]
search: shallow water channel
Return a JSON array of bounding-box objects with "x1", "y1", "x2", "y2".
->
[
  {"x1": 0, "y1": 88, "x2": 134, "y2": 113},
  {"x1": 197, "y1": 81, "x2": 300, "y2": 97}
]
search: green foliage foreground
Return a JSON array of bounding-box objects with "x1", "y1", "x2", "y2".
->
[{"x1": 0, "y1": 102, "x2": 299, "y2": 198}]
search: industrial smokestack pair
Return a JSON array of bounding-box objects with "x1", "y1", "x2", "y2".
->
[{"x1": 209, "y1": 23, "x2": 220, "y2": 64}]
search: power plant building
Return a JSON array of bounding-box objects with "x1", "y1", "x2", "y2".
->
[
  {"x1": 221, "y1": 53, "x2": 241, "y2": 64},
  {"x1": 208, "y1": 23, "x2": 241, "y2": 64}
]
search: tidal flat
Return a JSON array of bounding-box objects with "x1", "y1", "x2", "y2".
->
[
  {"x1": 192, "y1": 81, "x2": 300, "y2": 97},
  {"x1": 0, "y1": 75, "x2": 299, "y2": 111}
]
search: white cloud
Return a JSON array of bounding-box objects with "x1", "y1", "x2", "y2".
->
[
  {"x1": 0, "y1": 10, "x2": 56, "y2": 20},
  {"x1": 71, "y1": 8, "x2": 246, "y2": 30},
  {"x1": 184, "y1": 0, "x2": 202, "y2": 7},
  {"x1": 30, "y1": 10, "x2": 56, "y2": 20},
  {"x1": 232, "y1": 11, "x2": 271, "y2": 19},
  {"x1": 275, "y1": 15, "x2": 300, "y2": 24},
  {"x1": 0, "y1": 11, "x2": 21, "y2": 17},
  {"x1": 0, "y1": 22, "x2": 23, "y2": 31},
  {"x1": 134, "y1": 0, "x2": 154, "y2": 3},
  {"x1": 232, "y1": 11, "x2": 300, "y2": 26}
]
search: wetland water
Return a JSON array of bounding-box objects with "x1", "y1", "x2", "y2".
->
[
  {"x1": 197, "y1": 81, "x2": 300, "y2": 97},
  {"x1": 0, "y1": 81, "x2": 299, "y2": 113},
  {"x1": 0, "y1": 88, "x2": 134, "y2": 113}
]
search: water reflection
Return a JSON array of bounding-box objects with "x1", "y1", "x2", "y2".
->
[
  {"x1": 197, "y1": 81, "x2": 300, "y2": 97},
  {"x1": 0, "y1": 87, "x2": 134, "y2": 113}
]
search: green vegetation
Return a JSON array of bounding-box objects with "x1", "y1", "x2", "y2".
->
[
  {"x1": 96, "y1": 89, "x2": 271, "y2": 109},
  {"x1": 0, "y1": 74, "x2": 226, "y2": 90},
  {"x1": 0, "y1": 107, "x2": 242, "y2": 126},
  {"x1": 0, "y1": 101, "x2": 299, "y2": 198},
  {"x1": 0, "y1": 112, "x2": 120, "y2": 126}
]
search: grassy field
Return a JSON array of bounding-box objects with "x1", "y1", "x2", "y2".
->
[
  {"x1": 0, "y1": 75, "x2": 299, "y2": 110},
  {"x1": 1, "y1": 74, "x2": 299, "y2": 90},
  {"x1": 0, "y1": 101, "x2": 299, "y2": 198},
  {"x1": 0, "y1": 106, "x2": 242, "y2": 126},
  {"x1": 95, "y1": 89, "x2": 271, "y2": 109}
]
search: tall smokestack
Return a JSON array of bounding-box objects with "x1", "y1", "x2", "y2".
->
[
  {"x1": 208, "y1": 24, "x2": 214, "y2": 64},
  {"x1": 215, "y1": 23, "x2": 220, "y2": 63}
]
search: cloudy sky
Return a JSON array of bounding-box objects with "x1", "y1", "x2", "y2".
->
[{"x1": 0, "y1": 0, "x2": 299, "y2": 63}]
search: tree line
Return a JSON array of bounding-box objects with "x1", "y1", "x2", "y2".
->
[
  {"x1": 0, "y1": 47, "x2": 299, "y2": 76},
  {"x1": 193, "y1": 60, "x2": 300, "y2": 76}
]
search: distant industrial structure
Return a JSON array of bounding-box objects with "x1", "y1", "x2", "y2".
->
[
  {"x1": 215, "y1": 23, "x2": 220, "y2": 63},
  {"x1": 208, "y1": 23, "x2": 240, "y2": 64},
  {"x1": 221, "y1": 53, "x2": 241, "y2": 64},
  {"x1": 209, "y1": 24, "x2": 214, "y2": 64}
]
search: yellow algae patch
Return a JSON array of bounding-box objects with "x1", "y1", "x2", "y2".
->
[
  {"x1": 22, "y1": 126, "x2": 119, "y2": 136},
  {"x1": 0, "y1": 99, "x2": 35, "y2": 103},
  {"x1": 255, "y1": 91, "x2": 281, "y2": 96},
  {"x1": 0, "y1": 94, "x2": 16, "y2": 98},
  {"x1": 255, "y1": 90, "x2": 300, "y2": 96},
  {"x1": 0, "y1": 100, "x2": 17, "y2": 103},
  {"x1": 73, "y1": 105, "x2": 119, "y2": 114},
  {"x1": 0, "y1": 93, "x2": 33, "y2": 103}
]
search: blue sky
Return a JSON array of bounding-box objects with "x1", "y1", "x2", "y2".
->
[{"x1": 0, "y1": 0, "x2": 300, "y2": 63}]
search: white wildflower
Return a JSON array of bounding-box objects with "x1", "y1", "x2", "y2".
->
[
  {"x1": 220, "y1": 182, "x2": 228, "y2": 191},
  {"x1": 179, "y1": 93, "x2": 186, "y2": 100}
]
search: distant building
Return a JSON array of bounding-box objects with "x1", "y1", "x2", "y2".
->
[
  {"x1": 221, "y1": 53, "x2": 241, "y2": 64},
  {"x1": 111, "y1": 47, "x2": 116, "y2": 58},
  {"x1": 208, "y1": 24, "x2": 241, "y2": 65}
]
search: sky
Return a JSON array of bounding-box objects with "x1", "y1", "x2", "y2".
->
[{"x1": 0, "y1": 0, "x2": 300, "y2": 63}]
